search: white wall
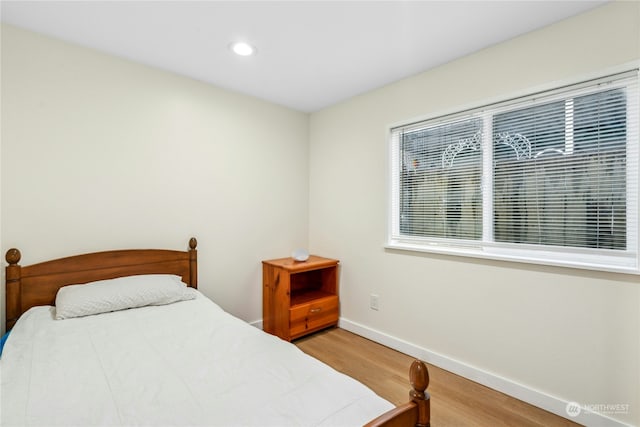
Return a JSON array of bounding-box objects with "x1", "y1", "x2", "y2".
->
[
  {"x1": 0, "y1": 24, "x2": 310, "y2": 331},
  {"x1": 309, "y1": 2, "x2": 639, "y2": 426}
]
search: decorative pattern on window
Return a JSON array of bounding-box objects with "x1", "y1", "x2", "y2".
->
[{"x1": 390, "y1": 70, "x2": 639, "y2": 272}]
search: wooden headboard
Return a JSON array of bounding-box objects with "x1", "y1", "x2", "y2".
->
[{"x1": 5, "y1": 237, "x2": 198, "y2": 330}]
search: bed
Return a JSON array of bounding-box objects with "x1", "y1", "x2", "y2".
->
[{"x1": 2, "y1": 238, "x2": 430, "y2": 427}]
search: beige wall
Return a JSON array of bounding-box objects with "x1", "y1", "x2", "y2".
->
[
  {"x1": 0, "y1": 24, "x2": 310, "y2": 330},
  {"x1": 309, "y1": 2, "x2": 639, "y2": 425}
]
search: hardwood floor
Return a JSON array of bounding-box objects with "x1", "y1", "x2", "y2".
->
[{"x1": 295, "y1": 328, "x2": 580, "y2": 427}]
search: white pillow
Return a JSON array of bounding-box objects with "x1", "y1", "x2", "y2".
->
[{"x1": 55, "y1": 274, "x2": 196, "y2": 319}]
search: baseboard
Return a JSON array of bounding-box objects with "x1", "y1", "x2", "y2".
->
[{"x1": 339, "y1": 317, "x2": 633, "y2": 427}]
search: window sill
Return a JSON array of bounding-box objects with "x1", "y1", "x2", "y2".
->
[{"x1": 385, "y1": 240, "x2": 639, "y2": 275}]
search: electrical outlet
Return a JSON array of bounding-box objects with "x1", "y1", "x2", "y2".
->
[{"x1": 370, "y1": 294, "x2": 379, "y2": 311}]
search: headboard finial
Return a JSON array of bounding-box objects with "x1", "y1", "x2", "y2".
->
[
  {"x1": 189, "y1": 237, "x2": 197, "y2": 250},
  {"x1": 6, "y1": 248, "x2": 21, "y2": 265}
]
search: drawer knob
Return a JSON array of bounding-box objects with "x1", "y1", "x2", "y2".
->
[{"x1": 309, "y1": 307, "x2": 322, "y2": 314}]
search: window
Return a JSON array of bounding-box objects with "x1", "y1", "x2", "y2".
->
[{"x1": 389, "y1": 70, "x2": 639, "y2": 273}]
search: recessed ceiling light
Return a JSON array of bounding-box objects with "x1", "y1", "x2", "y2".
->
[{"x1": 229, "y1": 41, "x2": 256, "y2": 57}]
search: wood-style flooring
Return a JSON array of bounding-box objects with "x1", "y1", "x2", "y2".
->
[{"x1": 294, "y1": 327, "x2": 580, "y2": 427}]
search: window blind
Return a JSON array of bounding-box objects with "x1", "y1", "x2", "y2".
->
[
  {"x1": 389, "y1": 69, "x2": 639, "y2": 272},
  {"x1": 493, "y1": 85, "x2": 632, "y2": 250},
  {"x1": 399, "y1": 118, "x2": 483, "y2": 241}
]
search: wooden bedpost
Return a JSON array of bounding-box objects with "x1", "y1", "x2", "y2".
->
[
  {"x1": 364, "y1": 359, "x2": 431, "y2": 427},
  {"x1": 5, "y1": 248, "x2": 22, "y2": 331},
  {"x1": 188, "y1": 237, "x2": 198, "y2": 289},
  {"x1": 410, "y1": 360, "x2": 430, "y2": 427}
]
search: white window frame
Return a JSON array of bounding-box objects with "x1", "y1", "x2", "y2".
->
[{"x1": 387, "y1": 66, "x2": 640, "y2": 274}]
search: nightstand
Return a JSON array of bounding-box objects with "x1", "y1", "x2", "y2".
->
[{"x1": 262, "y1": 255, "x2": 339, "y2": 341}]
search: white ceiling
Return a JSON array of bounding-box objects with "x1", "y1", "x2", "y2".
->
[{"x1": 1, "y1": 1, "x2": 608, "y2": 112}]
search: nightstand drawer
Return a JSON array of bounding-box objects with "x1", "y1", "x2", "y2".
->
[{"x1": 289, "y1": 296, "x2": 339, "y2": 339}]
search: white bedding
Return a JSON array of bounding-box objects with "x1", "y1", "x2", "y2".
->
[{"x1": 0, "y1": 291, "x2": 393, "y2": 426}]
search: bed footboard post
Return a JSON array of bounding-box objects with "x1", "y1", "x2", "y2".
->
[
  {"x1": 410, "y1": 360, "x2": 430, "y2": 427},
  {"x1": 5, "y1": 248, "x2": 22, "y2": 330},
  {"x1": 188, "y1": 237, "x2": 198, "y2": 288}
]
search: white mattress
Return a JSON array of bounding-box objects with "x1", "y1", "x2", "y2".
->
[{"x1": 0, "y1": 291, "x2": 393, "y2": 426}]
